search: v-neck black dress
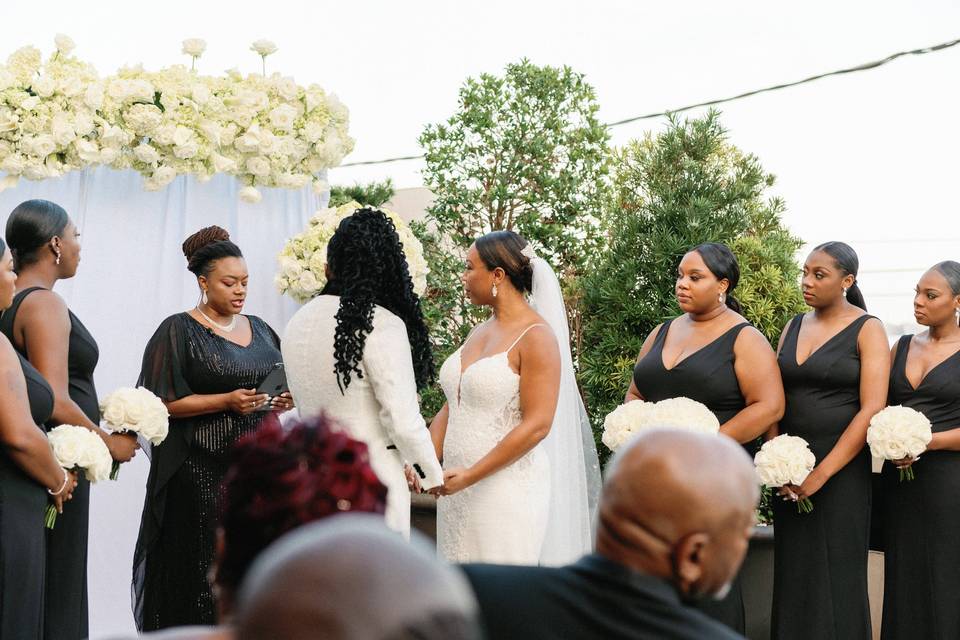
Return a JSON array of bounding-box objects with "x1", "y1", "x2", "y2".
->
[
  {"x1": 771, "y1": 313, "x2": 873, "y2": 640},
  {"x1": 132, "y1": 312, "x2": 282, "y2": 631},
  {"x1": 880, "y1": 335, "x2": 960, "y2": 639},
  {"x1": 632, "y1": 317, "x2": 752, "y2": 633}
]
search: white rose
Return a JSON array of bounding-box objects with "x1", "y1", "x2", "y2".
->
[
  {"x1": 174, "y1": 140, "x2": 199, "y2": 160},
  {"x1": 210, "y1": 153, "x2": 236, "y2": 173},
  {"x1": 101, "y1": 401, "x2": 126, "y2": 427},
  {"x1": 191, "y1": 83, "x2": 212, "y2": 105},
  {"x1": 754, "y1": 435, "x2": 816, "y2": 487},
  {"x1": 54, "y1": 34, "x2": 76, "y2": 56},
  {"x1": 250, "y1": 39, "x2": 278, "y2": 56},
  {"x1": 31, "y1": 75, "x2": 57, "y2": 98},
  {"x1": 268, "y1": 104, "x2": 297, "y2": 132},
  {"x1": 23, "y1": 135, "x2": 56, "y2": 158},
  {"x1": 0, "y1": 154, "x2": 25, "y2": 174},
  {"x1": 302, "y1": 121, "x2": 325, "y2": 143},
  {"x1": 152, "y1": 123, "x2": 177, "y2": 146},
  {"x1": 257, "y1": 130, "x2": 279, "y2": 155},
  {"x1": 133, "y1": 143, "x2": 161, "y2": 164},
  {"x1": 234, "y1": 126, "x2": 261, "y2": 154},
  {"x1": 308, "y1": 250, "x2": 326, "y2": 275},
  {"x1": 279, "y1": 256, "x2": 303, "y2": 278},
  {"x1": 98, "y1": 147, "x2": 119, "y2": 164},
  {"x1": 20, "y1": 96, "x2": 41, "y2": 111},
  {"x1": 73, "y1": 111, "x2": 95, "y2": 136},
  {"x1": 245, "y1": 156, "x2": 271, "y2": 176},
  {"x1": 298, "y1": 269, "x2": 320, "y2": 292},
  {"x1": 57, "y1": 74, "x2": 84, "y2": 97},
  {"x1": 867, "y1": 406, "x2": 932, "y2": 460},
  {"x1": 51, "y1": 114, "x2": 77, "y2": 146},
  {"x1": 22, "y1": 162, "x2": 51, "y2": 180},
  {"x1": 74, "y1": 139, "x2": 102, "y2": 163},
  {"x1": 0, "y1": 111, "x2": 18, "y2": 133},
  {"x1": 84, "y1": 82, "x2": 105, "y2": 110},
  {"x1": 152, "y1": 165, "x2": 177, "y2": 188},
  {"x1": 0, "y1": 174, "x2": 19, "y2": 192},
  {"x1": 273, "y1": 76, "x2": 299, "y2": 101},
  {"x1": 326, "y1": 93, "x2": 348, "y2": 121},
  {"x1": 182, "y1": 38, "x2": 207, "y2": 58},
  {"x1": 172, "y1": 126, "x2": 194, "y2": 148},
  {"x1": 239, "y1": 186, "x2": 262, "y2": 203}
]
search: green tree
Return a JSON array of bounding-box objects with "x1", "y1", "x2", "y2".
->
[
  {"x1": 579, "y1": 111, "x2": 805, "y2": 464},
  {"x1": 328, "y1": 178, "x2": 395, "y2": 208},
  {"x1": 415, "y1": 59, "x2": 611, "y2": 415}
]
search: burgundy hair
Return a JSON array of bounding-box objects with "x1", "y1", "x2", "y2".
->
[{"x1": 213, "y1": 413, "x2": 387, "y2": 596}]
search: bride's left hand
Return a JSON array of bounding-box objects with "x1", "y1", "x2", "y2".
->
[
  {"x1": 435, "y1": 467, "x2": 474, "y2": 496},
  {"x1": 270, "y1": 392, "x2": 295, "y2": 412}
]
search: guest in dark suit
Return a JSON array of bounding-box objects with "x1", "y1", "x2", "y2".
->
[{"x1": 462, "y1": 430, "x2": 758, "y2": 640}]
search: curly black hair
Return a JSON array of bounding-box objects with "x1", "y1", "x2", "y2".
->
[{"x1": 322, "y1": 208, "x2": 434, "y2": 392}]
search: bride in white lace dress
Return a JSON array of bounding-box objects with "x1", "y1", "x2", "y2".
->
[{"x1": 432, "y1": 231, "x2": 601, "y2": 565}]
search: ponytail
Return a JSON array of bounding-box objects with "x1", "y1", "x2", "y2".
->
[
  {"x1": 814, "y1": 241, "x2": 867, "y2": 311},
  {"x1": 845, "y1": 282, "x2": 867, "y2": 311},
  {"x1": 725, "y1": 293, "x2": 742, "y2": 314}
]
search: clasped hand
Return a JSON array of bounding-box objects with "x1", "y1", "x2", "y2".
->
[
  {"x1": 403, "y1": 465, "x2": 474, "y2": 497},
  {"x1": 779, "y1": 467, "x2": 828, "y2": 502}
]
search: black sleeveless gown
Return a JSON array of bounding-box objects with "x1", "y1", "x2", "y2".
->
[
  {"x1": 132, "y1": 312, "x2": 282, "y2": 631},
  {"x1": 632, "y1": 318, "x2": 752, "y2": 633},
  {"x1": 880, "y1": 335, "x2": 960, "y2": 639},
  {"x1": 0, "y1": 352, "x2": 55, "y2": 640},
  {"x1": 771, "y1": 313, "x2": 873, "y2": 640},
  {"x1": 0, "y1": 286, "x2": 98, "y2": 640}
]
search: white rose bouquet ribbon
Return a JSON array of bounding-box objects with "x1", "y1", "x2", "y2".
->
[
  {"x1": 867, "y1": 405, "x2": 932, "y2": 481},
  {"x1": 602, "y1": 397, "x2": 720, "y2": 452},
  {"x1": 45, "y1": 425, "x2": 113, "y2": 528},
  {"x1": 100, "y1": 387, "x2": 169, "y2": 479},
  {"x1": 754, "y1": 435, "x2": 816, "y2": 513}
]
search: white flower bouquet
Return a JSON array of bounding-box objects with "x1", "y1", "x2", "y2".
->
[
  {"x1": 275, "y1": 200, "x2": 428, "y2": 303},
  {"x1": 867, "y1": 405, "x2": 932, "y2": 481},
  {"x1": 754, "y1": 435, "x2": 816, "y2": 513},
  {"x1": 45, "y1": 425, "x2": 112, "y2": 528},
  {"x1": 601, "y1": 397, "x2": 720, "y2": 452},
  {"x1": 100, "y1": 386, "x2": 169, "y2": 479}
]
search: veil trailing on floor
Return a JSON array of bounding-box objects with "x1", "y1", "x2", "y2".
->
[{"x1": 525, "y1": 248, "x2": 602, "y2": 565}]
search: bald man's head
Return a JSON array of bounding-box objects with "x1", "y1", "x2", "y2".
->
[
  {"x1": 235, "y1": 514, "x2": 480, "y2": 640},
  {"x1": 596, "y1": 430, "x2": 759, "y2": 600}
]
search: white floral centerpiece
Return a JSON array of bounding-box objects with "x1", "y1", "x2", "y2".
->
[
  {"x1": 100, "y1": 386, "x2": 169, "y2": 479},
  {"x1": 867, "y1": 405, "x2": 932, "y2": 481},
  {"x1": 275, "y1": 200, "x2": 428, "y2": 303},
  {"x1": 754, "y1": 434, "x2": 816, "y2": 513},
  {"x1": 601, "y1": 397, "x2": 720, "y2": 452},
  {"x1": 45, "y1": 425, "x2": 112, "y2": 528},
  {"x1": 0, "y1": 36, "x2": 353, "y2": 200}
]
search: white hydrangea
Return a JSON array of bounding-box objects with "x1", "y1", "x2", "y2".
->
[
  {"x1": 276, "y1": 201, "x2": 427, "y2": 303},
  {"x1": 754, "y1": 435, "x2": 816, "y2": 488},
  {"x1": 100, "y1": 386, "x2": 170, "y2": 447},
  {"x1": 601, "y1": 396, "x2": 719, "y2": 452}
]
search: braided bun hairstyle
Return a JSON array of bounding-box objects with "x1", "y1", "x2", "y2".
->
[{"x1": 182, "y1": 225, "x2": 243, "y2": 277}]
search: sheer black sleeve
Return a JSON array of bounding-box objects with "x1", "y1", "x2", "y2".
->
[{"x1": 137, "y1": 314, "x2": 194, "y2": 402}]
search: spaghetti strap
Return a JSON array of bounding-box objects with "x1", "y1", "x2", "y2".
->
[{"x1": 506, "y1": 323, "x2": 547, "y2": 353}]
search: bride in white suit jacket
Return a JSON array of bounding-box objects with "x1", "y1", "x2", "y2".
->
[{"x1": 282, "y1": 209, "x2": 442, "y2": 536}]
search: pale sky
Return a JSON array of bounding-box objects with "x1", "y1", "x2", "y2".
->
[{"x1": 3, "y1": 0, "x2": 959, "y2": 324}]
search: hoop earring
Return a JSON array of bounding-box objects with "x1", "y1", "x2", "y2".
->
[
  {"x1": 55, "y1": 250, "x2": 61, "y2": 266},
  {"x1": 201, "y1": 290, "x2": 208, "y2": 305},
  {"x1": 492, "y1": 283, "x2": 498, "y2": 298}
]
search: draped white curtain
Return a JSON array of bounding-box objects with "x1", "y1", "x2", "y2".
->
[{"x1": 0, "y1": 167, "x2": 324, "y2": 638}]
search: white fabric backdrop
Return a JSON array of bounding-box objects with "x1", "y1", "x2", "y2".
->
[{"x1": 0, "y1": 167, "x2": 324, "y2": 638}]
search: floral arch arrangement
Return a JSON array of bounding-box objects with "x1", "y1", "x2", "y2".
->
[{"x1": 0, "y1": 35, "x2": 353, "y2": 202}]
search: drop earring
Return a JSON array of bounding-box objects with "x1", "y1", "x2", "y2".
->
[
  {"x1": 492, "y1": 283, "x2": 498, "y2": 298},
  {"x1": 718, "y1": 291, "x2": 725, "y2": 304},
  {"x1": 842, "y1": 287, "x2": 848, "y2": 298},
  {"x1": 55, "y1": 250, "x2": 61, "y2": 266},
  {"x1": 201, "y1": 290, "x2": 208, "y2": 305}
]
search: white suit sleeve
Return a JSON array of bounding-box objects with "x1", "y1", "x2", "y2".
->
[{"x1": 363, "y1": 312, "x2": 443, "y2": 489}]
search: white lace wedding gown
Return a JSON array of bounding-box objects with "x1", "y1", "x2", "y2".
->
[{"x1": 436, "y1": 324, "x2": 551, "y2": 564}]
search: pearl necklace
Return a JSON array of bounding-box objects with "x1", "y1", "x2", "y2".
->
[{"x1": 196, "y1": 306, "x2": 237, "y2": 332}]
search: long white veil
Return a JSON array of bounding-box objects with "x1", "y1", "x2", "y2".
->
[{"x1": 526, "y1": 252, "x2": 602, "y2": 565}]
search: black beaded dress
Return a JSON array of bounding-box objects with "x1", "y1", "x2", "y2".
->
[
  {"x1": 0, "y1": 286, "x2": 99, "y2": 640},
  {"x1": 880, "y1": 335, "x2": 960, "y2": 639},
  {"x1": 632, "y1": 318, "x2": 752, "y2": 633},
  {"x1": 771, "y1": 314, "x2": 874, "y2": 640},
  {"x1": 132, "y1": 312, "x2": 282, "y2": 631},
  {"x1": 0, "y1": 353, "x2": 55, "y2": 640}
]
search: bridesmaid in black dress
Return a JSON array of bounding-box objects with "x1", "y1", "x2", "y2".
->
[
  {"x1": 770, "y1": 241, "x2": 889, "y2": 640},
  {"x1": 0, "y1": 237, "x2": 77, "y2": 640},
  {"x1": 627, "y1": 243, "x2": 785, "y2": 633},
  {"x1": 132, "y1": 226, "x2": 294, "y2": 631},
  {"x1": 1, "y1": 200, "x2": 138, "y2": 640},
  {"x1": 880, "y1": 261, "x2": 960, "y2": 639}
]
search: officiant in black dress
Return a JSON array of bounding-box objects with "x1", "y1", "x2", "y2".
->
[
  {"x1": 770, "y1": 242, "x2": 888, "y2": 640},
  {"x1": 880, "y1": 261, "x2": 960, "y2": 640},
  {"x1": 132, "y1": 226, "x2": 293, "y2": 631},
  {"x1": 627, "y1": 243, "x2": 785, "y2": 633}
]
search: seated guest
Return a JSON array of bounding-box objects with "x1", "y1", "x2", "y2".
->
[
  {"x1": 212, "y1": 413, "x2": 388, "y2": 620},
  {"x1": 462, "y1": 430, "x2": 758, "y2": 640},
  {"x1": 235, "y1": 514, "x2": 481, "y2": 640}
]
